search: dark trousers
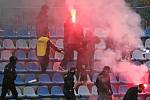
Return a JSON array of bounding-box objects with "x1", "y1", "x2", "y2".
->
[
  {"x1": 38, "y1": 56, "x2": 49, "y2": 72},
  {"x1": 1, "y1": 82, "x2": 18, "y2": 100},
  {"x1": 61, "y1": 44, "x2": 79, "y2": 69},
  {"x1": 64, "y1": 91, "x2": 76, "y2": 100}
]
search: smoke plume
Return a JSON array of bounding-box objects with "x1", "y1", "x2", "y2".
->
[{"x1": 65, "y1": 0, "x2": 148, "y2": 84}]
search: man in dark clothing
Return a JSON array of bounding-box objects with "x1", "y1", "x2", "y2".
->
[
  {"x1": 60, "y1": 16, "x2": 84, "y2": 70},
  {"x1": 95, "y1": 66, "x2": 113, "y2": 100},
  {"x1": 0, "y1": 56, "x2": 18, "y2": 100},
  {"x1": 123, "y1": 84, "x2": 145, "y2": 100},
  {"x1": 36, "y1": 4, "x2": 49, "y2": 38},
  {"x1": 63, "y1": 67, "x2": 76, "y2": 100}
]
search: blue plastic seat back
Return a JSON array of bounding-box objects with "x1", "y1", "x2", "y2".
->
[
  {"x1": 52, "y1": 73, "x2": 64, "y2": 83},
  {"x1": 78, "y1": 85, "x2": 90, "y2": 95},
  {"x1": 119, "y1": 85, "x2": 128, "y2": 94},
  {"x1": 15, "y1": 50, "x2": 26, "y2": 60},
  {"x1": 16, "y1": 39, "x2": 28, "y2": 49},
  {"x1": 25, "y1": 74, "x2": 36, "y2": 83},
  {"x1": 28, "y1": 50, "x2": 37, "y2": 60},
  {"x1": 51, "y1": 86, "x2": 63, "y2": 95},
  {"x1": 3, "y1": 39, "x2": 15, "y2": 49},
  {"x1": 16, "y1": 62, "x2": 26, "y2": 71},
  {"x1": 39, "y1": 74, "x2": 51, "y2": 83},
  {"x1": 37, "y1": 86, "x2": 50, "y2": 96},
  {"x1": 15, "y1": 75, "x2": 24, "y2": 84},
  {"x1": 27, "y1": 62, "x2": 40, "y2": 71}
]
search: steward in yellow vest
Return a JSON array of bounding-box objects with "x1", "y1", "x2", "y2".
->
[{"x1": 37, "y1": 36, "x2": 62, "y2": 72}]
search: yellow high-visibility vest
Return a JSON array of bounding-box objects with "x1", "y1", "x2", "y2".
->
[{"x1": 37, "y1": 36, "x2": 49, "y2": 56}]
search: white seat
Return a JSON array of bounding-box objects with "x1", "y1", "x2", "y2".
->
[
  {"x1": 29, "y1": 39, "x2": 37, "y2": 49},
  {"x1": 91, "y1": 85, "x2": 98, "y2": 95},
  {"x1": 131, "y1": 50, "x2": 145, "y2": 60},
  {"x1": 78, "y1": 85, "x2": 90, "y2": 96},
  {"x1": 1, "y1": 50, "x2": 12, "y2": 60},
  {"x1": 16, "y1": 39, "x2": 28, "y2": 49},
  {"x1": 23, "y1": 86, "x2": 37, "y2": 97},
  {"x1": 3, "y1": 39, "x2": 15, "y2": 49}
]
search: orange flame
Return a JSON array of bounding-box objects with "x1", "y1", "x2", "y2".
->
[{"x1": 70, "y1": 8, "x2": 76, "y2": 23}]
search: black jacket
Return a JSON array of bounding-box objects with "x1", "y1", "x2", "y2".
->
[{"x1": 123, "y1": 86, "x2": 138, "y2": 100}]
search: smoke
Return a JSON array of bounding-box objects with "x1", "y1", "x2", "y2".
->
[{"x1": 65, "y1": 0, "x2": 148, "y2": 84}]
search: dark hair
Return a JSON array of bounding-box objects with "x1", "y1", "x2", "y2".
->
[
  {"x1": 9, "y1": 56, "x2": 17, "y2": 62},
  {"x1": 103, "y1": 66, "x2": 110, "y2": 71},
  {"x1": 139, "y1": 84, "x2": 145, "y2": 89}
]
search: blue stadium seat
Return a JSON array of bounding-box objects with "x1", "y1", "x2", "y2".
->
[
  {"x1": 54, "y1": 52, "x2": 64, "y2": 60},
  {"x1": 15, "y1": 50, "x2": 26, "y2": 60},
  {"x1": 29, "y1": 39, "x2": 37, "y2": 49},
  {"x1": 47, "y1": 62, "x2": 53, "y2": 70},
  {"x1": 27, "y1": 62, "x2": 40, "y2": 71},
  {"x1": 145, "y1": 52, "x2": 150, "y2": 60},
  {"x1": 28, "y1": 50, "x2": 38, "y2": 60},
  {"x1": 111, "y1": 85, "x2": 118, "y2": 94},
  {"x1": 25, "y1": 74, "x2": 36, "y2": 83},
  {"x1": 56, "y1": 39, "x2": 63, "y2": 48},
  {"x1": 39, "y1": 74, "x2": 51, "y2": 84},
  {"x1": 51, "y1": 86, "x2": 64, "y2": 96},
  {"x1": 3, "y1": 39, "x2": 15, "y2": 49},
  {"x1": 145, "y1": 39, "x2": 150, "y2": 49},
  {"x1": 16, "y1": 87, "x2": 24, "y2": 98},
  {"x1": 23, "y1": 86, "x2": 38, "y2": 98},
  {"x1": 37, "y1": 86, "x2": 50, "y2": 96},
  {"x1": 131, "y1": 50, "x2": 145, "y2": 60},
  {"x1": 118, "y1": 85, "x2": 128, "y2": 94},
  {"x1": 0, "y1": 74, "x2": 4, "y2": 85},
  {"x1": 15, "y1": 75, "x2": 25, "y2": 85},
  {"x1": 133, "y1": 61, "x2": 142, "y2": 65},
  {"x1": 1, "y1": 50, "x2": 12, "y2": 60},
  {"x1": 144, "y1": 28, "x2": 150, "y2": 36},
  {"x1": 110, "y1": 73, "x2": 118, "y2": 83},
  {"x1": 3, "y1": 27, "x2": 16, "y2": 37},
  {"x1": 91, "y1": 85, "x2": 98, "y2": 95},
  {"x1": 0, "y1": 62, "x2": 7, "y2": 71},
  {"x1": 52, "y1": 73, "x2": 64, "y2": 83},
  {"x1": 78, "y1": 85, "x2": 90, "y2": 96},
  {"x1": 146, "y1": 61, "x2": 150, "y2": 70},
  {"x1": 16, "y1": 39, "x2": 28, "y2": 49},
  {"x1": 16, "y1": 62, "x2": 26, "y2": 71}
]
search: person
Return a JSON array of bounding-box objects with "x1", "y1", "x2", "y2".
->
[
  {"x1": 60, "y1": 15, "x2": 84, "y2": 70},
  {"x1": 123, "y1": 84, "x2": 145, "y2": 100},
  {"x1": 0, "y1": 56, "x2": 18, "y2": 100},
  {"x1": 36, "y1": 4, "x2": 49, "y2": 38},
  {"x1": 36, "y1": 35, "x2": 62, "y2": 72},
  {"x1": 95, "y1": 66, "x2": 113, "y2": 100},
  {"x1": 63, "y1": 67, "x2": 76, "y2": 100}
]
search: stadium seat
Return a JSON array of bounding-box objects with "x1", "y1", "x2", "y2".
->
[
  {"x1": 54, "y1": 52, "x2": 64, "y2": 60},
  {"x1": 131, "y1": 49, "x2": 145, "y2": 60},
  {"x1": 145, "y1": 39, "x2": 150, "y2": 49},
  {"x1": 145, "y1": 52, "x2": 150, "y2": 60},
  {"x1": 78, "y1": 85, "x2": 90, "y2": 96},
  {"x1": 3, "y1": 27, "x2": 16, "y2": 37},
  {"x1": 50, "y1": 86, "x2": 64, "y2": 96},
  {"x1": 25, "y1": 74, "x2": 36, "y2": 83},
  {"x1": 16, "y1": 39, "x2": 28, "y2": 49},
  {"x1": 3, "y1": 39, "x2": 15, "y2": 49},
  {"x1": 92, "y1": 73, "x2": 99, "y2": 82},
  {"x1": 28, "y1": 50, "x2": 38, "y2": 60},
  {"x1": 145, "y1": 61, "x2": 150, "y2": 69},
  {"x1": 56, "y1": 39, "x2": 63, "y2": 48},
  {"x1": 111, "y1": 85, "x2": 118, "y2": 94},
  {"x1": 15, "y1": 50, "x2": 26, "y2": 60},
  {"x1": 133, "y1": 61, "x2": 142, "y2": 66},
  {"x1": 15, "y1": 75, "x2": 25, "y2": 85},
  {"x1": 16, "y1": 62, "x2": 26, "y2": 71},
  {"x1": 91, "y1": 85, "x2": 98, "y2": 95},
  {"x1": 118, "y1": 85, "x2": 128, "y2": 94},
  {"x1": 23, "y1": 86, "x2": 38, "y2": 98},
  {"x1": 29, "y1": 39, "x2": 37, "y2": 49},
  {"x1": 110, "y1": 73, "x2": 119, "y2": 83},
  {"x1": 52, "y1": 73, "x2": 64, "y2": 83},
  {"x1": 0, "y1": 62, "x2": 7, "y2": 71},
  {"x1": 39, "y1": 74, "x2": 51, "y2": 84},
  {"x1": 1, "y1": 50, "x2": 12, "y2": 60},
  {"x1": 0, "y1": 74, "x2": 4, "y2": 85},
  {"x1": 47, "y1": 62, "x2": 53, "y2": 70},
  {"x1": 16, "y1": 87, "x2": 24, "y2": 98},
  {"x1": 95, "y1": 39, "x2": 106, "y2": 49},
  {"x1": 144, "y1": 28, "x2": 150, "y2": 36},
  {"x1": 53, "y1": 62, "x2": 61, "y2": 71},
  {"x1": 37, "y1": 86, "x2": 50, "y2": 96},
  {"x1": 27, "y1": 62, "x2": 40, "y2": 71}
]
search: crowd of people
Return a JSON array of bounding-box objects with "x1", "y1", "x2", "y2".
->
[{"x1": 0, "y1": 4, "x2": 148, "y2": 100}]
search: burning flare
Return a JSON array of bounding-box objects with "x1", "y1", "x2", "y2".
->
[{"x1": 70, "y1": 8, "x2": 76, "y2": 23}]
